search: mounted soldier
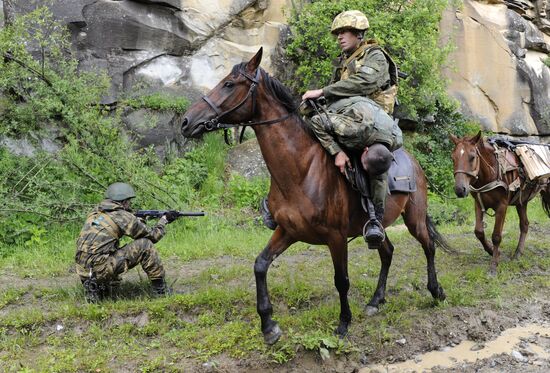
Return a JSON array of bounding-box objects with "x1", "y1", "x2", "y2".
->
[{"x1": 263, "y1": 10, "x2": 402, "y2": 249}]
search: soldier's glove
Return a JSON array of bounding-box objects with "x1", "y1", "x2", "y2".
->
[{"x1": 164, "y1": 210, "x2": 180, "y2": 224}]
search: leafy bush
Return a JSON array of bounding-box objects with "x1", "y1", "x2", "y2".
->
[
  {"x1": 226, "y1": 174, "x2": 270, "y2": 209},
  {"x1": 286, "y1": 0, "x2": 454, "y2": 119},
  {"x1": 405, "y1": 105, "x2": 480, "y2": 194},
  {"x1": 123, "y1": 92, "x2": 189, "y2": 113},
  {"x1": 0, "y1": 8, "x2": 204, "y2": 244}
]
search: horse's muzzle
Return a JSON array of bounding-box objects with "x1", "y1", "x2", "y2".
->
[{"x1": 454, "y1": 185, "x2": 469, "y2": 198}]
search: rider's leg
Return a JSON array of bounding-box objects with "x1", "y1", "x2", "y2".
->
[{"x1": 362, "y1": 144, "x2": 392, "y2": 248}]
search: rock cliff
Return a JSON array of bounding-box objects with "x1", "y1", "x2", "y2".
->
[
  {"x1": 442, "y1": 0, "x2": 550, "y2": 136},
  {"x1": 3, "y1": 0, "x2": 550, "y2": 146}
]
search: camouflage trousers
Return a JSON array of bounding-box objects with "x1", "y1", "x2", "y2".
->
[
  {"x1": 76, "y1": 238, "x2": 165, "y2": 284},
  {"x1": 309, "y1": 97, "x2": 400, "y2": 211}
]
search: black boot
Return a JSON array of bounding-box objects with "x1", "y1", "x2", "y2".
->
[
  {"x1": 363, "y1": 206, "x2": 385, "y2": 250},
  {"x1": 81, "y1": 276, "x2": 106, "y2": 303},
  {"x1": 259, "y1": 197, "x2": 277, "y2": 230},
  {"x1": 151, "y1": 278, "x2": 172, "y2": 297}
]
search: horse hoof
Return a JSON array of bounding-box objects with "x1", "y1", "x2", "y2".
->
[
  {"x1": 334, "y1": 322, "x2": 349, "y2": 338},
  {"x1": 365, "y1": 305, "x2": 379, "y2": 316},
  {"x1": 436, "y1": 286, "x2": 446, "y2": 301},
  {"x1": 488, "y1": 267, "x2": 497, "y2": 277},
  {"x1": 263, "y1": 324, "x2": 282, "y2": 345}
]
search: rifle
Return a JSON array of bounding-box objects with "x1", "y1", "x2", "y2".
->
[{"x1": 134, "y1": 210, "x2": 205, "y2": 220}]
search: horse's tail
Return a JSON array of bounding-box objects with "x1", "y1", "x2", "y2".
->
[
  {"x1": 426, "y1": 215, "x2": 457, "y2": 254},
  {"x1": 540, "y1": 185, "x2": 550, "y2": 218}
]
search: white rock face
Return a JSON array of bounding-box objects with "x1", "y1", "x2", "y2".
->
[{"x1": 441, "y1": 0, "x2": 550, "y2": 135}]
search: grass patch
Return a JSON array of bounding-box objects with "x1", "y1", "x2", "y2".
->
[{"x1": 0, "y1": 197, "x2": 549, "y2": 370}]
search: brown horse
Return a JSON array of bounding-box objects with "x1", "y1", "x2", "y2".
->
[
  {"x1": 181, "y1": 48, "x2": 449, "y2": 344},
  {"x1": 450, "y1": 131, "x2": 550, "y2": 274}
]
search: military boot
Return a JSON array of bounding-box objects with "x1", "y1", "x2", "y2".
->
[
  {"x1": 363, "y1": 205, "x2": 385, "y2": 250},
  {"x1": 259, "y1": 197, "x2": 277, "y2": 230},
  {"x1": 81, "y1": 276, "x2": 106, "y2": 303},
  {"x1": 151, "y1": 278, "x2": 173, "y2": 297}
]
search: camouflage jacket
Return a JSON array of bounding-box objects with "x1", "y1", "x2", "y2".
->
[
  {"x1": 323, "y1": 40, "x2": 390, "y2": 104},
  {"x1": 75, "y1": 200, "x2": 166, "y2": 263}
]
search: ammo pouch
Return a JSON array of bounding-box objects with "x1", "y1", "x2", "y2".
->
[{"x1": 371, "y1": 85, "x2": 398, "y2": 115}]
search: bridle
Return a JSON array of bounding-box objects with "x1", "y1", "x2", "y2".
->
[
  {"x1": 453, "y1": 145, "x2": 481, "y2": 180},
  {"x1": 199, "y1": 68, "x2": 293, "y2": 144}
]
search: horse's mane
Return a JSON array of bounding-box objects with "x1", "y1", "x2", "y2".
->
[{"x1": 231, "y1": 63, "x2": 316, "y2": 137}]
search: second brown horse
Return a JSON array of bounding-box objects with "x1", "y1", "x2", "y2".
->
[
  {"x1": 450, "y1": 131, "x2": 550, "y2": 274},
  {"x1": 181, "y1": 49, "x2": 449, "y2": 344}
]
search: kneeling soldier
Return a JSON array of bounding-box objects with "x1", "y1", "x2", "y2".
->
[{"x1": 75, "y1": 182, "x2": 176, "y2": 302}]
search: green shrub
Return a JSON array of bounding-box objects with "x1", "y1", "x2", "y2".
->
[
  {"x1": 405, "y1": 104, "x2": 480, "y2": 194},
  {"x1": 0, "y1": 8, "x2": 202, "y2": 243},
  {"x1": 226, "y1": 174, "x2": 270, "y2": 209},
  {"x1": 123, "y1": 92, "x2": 189, "y2": 113},
  {"x1": 286, "y1": 0, "x2": 453, "y2": 119}
]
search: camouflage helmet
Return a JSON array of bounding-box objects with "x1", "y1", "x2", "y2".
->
[
  {"x1": 105, "y1": 182, "x2": 136, "y2": 201},
  {"x1": 331, "y1": 10, "x2": 369, "y2": 34}
]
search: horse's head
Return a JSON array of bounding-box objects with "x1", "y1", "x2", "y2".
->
[
  {"x1": 181, "y1": 48, "x2": 264, "y2": 138},
  {"x1": 450, "y1": 131, "x2": 483, "y2": 198}
]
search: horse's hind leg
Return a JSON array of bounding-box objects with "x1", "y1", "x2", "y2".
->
[
  {"x1": 403, "y1": 211, "x2": 446, "y2": 302},
  {"x1": 254, "y1": 228, "x2": 296, "y2": 345},
  {"x1": 513, "y1": 204, "x2": 529, "y2": 260},
  {"x1": 366, "y1": 235, "x2": 394, "y2": 316},
  {"x1": 328, "y1": 235, "x2": 352, "y2": 337}
]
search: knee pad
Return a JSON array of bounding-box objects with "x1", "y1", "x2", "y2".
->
[{"x1": 362, "y1": 143, "x2": 392, "y2": 176}]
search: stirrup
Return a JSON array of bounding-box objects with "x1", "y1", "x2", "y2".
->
[
  {"x1": 363, "y1": 219, "x2": 385, "y2": 249},
  {"x1": 259, "y1": 198, "x2": 277, "y2": 230}
]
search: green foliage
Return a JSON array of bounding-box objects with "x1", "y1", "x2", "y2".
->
[
  {"x1": 405, "y1": 105, "x2": 480, "y2": 194},
  {"x1": 123, "y1": 92, "x2": 190, "y2": 113},
  {"x1": 226, "y1": 174, "x2": 270, "y2": 209},
  {"x1": 543, "y1": 56, "x2": 550, "y2": 68},
  {"x1": 0, "y1": 8, "x2": 214, "y2": 244},
  {"x1": 286, "y1": 0, "x2": 453, "y2": 119}
]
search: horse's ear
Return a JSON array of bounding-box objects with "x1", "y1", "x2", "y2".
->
[
  {"x1": 472, "y1": 130, "x2": 482, "y2": 144},
  {"x1": 449, "y1": 134, "x2": 459, "y2": 145},
  {"x1": 246, "y1": 47, "x2": 263, "y2": 73}
]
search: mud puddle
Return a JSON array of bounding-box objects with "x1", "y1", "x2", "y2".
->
[{"x1": 362, "y1": 323, "x2": 550, "y2": 373}]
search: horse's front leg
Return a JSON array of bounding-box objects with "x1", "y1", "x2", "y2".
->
[
  {"x1": 254, "y1": 227, "x2": 295, "y2": 345},
  {"x1": 473, "y1": 198, "x2": 493, "y2": 256},
  {"x1": 327, "y1": 234, "x2": 351, "y2": 337},
  {"x1": 513, "y1": 204, "x2": 529, "y2": 260},
  {"x1": 366, "y1": 235, "x2": 393, "y2": 316},
  {"x1": 489, "y1": 205, "x2": 508, "y2": 275}
]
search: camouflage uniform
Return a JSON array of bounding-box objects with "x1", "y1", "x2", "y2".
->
[
  {"x1": 308, "y1": 40, "x2": 403, "y2": 212},
  {"x1": 75, "y1": 199, "x2": 166, "y2": 285}
]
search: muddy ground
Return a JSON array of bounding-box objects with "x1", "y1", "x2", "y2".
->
[{"x1": 1, "y1": 222, "x2": 549, "y2": 372}]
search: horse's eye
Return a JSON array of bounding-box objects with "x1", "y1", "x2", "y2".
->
[{"x1": 223, "y1": 81, "x2": 234, "y2": 88}]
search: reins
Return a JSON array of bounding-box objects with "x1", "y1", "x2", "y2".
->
[{"x1": 200, "y1": 68, "x2": 294, "y2": 144}]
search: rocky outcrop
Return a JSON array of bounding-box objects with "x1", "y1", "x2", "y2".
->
[
  {"x1": 442, "y1": 0, "x2": 550, "y2": 136},
  {"x1": 4, "y1": 0, "x2": 293, "y2": 157},
  {"x1": 4, "y1": 0, "x2": 550, "y2": 150}
]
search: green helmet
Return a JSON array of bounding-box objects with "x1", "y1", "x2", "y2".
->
[
  {"x1": 331, "y1": 10, "x2": 369, "y2": 34},
  {"x1": 105, "y1": 182, "x2": 136, "y2": 201}
]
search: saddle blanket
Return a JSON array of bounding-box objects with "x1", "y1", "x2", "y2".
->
[{"x1": 388, "y1": 148, "x2": 417, "y2": 193}]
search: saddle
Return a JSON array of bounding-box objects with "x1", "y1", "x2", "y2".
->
[{"x1": 347, "y1": 147, "x2": 417, "y2": 196}]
